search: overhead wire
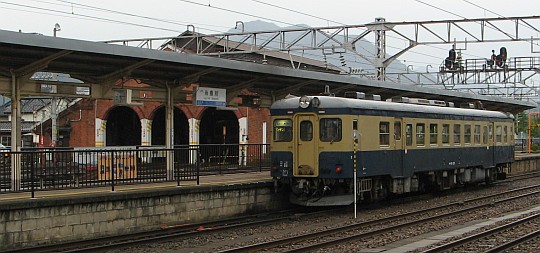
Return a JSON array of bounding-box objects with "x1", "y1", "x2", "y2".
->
[
  {"x1": 50, "y1": 0, "x2": 232, "y2": 31},
  {"x1": 0, "y1": 1, "x2": 186, "y2": 33}
]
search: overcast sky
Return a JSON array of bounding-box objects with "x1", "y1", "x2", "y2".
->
[{"x1": 2, "y1": 0, "x2": 539, "y2": 76}]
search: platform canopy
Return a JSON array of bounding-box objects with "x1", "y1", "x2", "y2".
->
[{"x1": 0, "y1": 29, "x2": 535, "y2": 114}]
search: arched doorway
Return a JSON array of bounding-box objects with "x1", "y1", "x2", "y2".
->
[
  {"x1": 199, "y1": 108, "x2": 239, "y2": 145},
  {"x1": 199, "y1": 108, "x2": 239, "y2": 165},
  {"x1": 106, "y1": 106, "x2": 141, "y2": 146},
  {"x1": 151, "y1": 106, "x2": 189, "y2": 146}
]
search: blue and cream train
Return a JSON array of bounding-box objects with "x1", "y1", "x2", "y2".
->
[{"x1": 270, "y1": 94, "x2": 514, "y2": 206}]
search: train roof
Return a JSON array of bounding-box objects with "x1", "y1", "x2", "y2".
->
[{"x1": 270, "y1": 96, "x2": 514, "y2": 120}]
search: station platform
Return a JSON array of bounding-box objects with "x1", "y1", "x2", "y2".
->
[{"x1": 0, "y1": 171, "x2": 273, "y2": 204}]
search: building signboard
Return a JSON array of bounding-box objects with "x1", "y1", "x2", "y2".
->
[{"x1": 193, "y1": 87, "x2": 226, "y2": 107}]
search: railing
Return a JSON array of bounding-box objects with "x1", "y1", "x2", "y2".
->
[{"x1": 0, "y1": 144, "x2": 270, "y2": 194}]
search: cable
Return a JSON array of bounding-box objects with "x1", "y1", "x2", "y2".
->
[
  {"x1": 250, "y1": 0, "x2": 345, "y2": 26},
  {"x1": 0, "y1": 1, "x2": 185, "y2": 33},
  {"x1": 177, "y1": 0, "x2": 310, "y2": 29},
  {"x1": 50, "y1": 0, "x2": 231, "y2": 31}
]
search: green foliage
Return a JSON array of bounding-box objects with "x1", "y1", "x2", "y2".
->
[{"x1": 518, "y1": 112, "x2": 540, "y2": 138}]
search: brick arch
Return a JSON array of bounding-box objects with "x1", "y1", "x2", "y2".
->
[
  {"x1": 149, "y1": 105, "x2": 189, "y2": 146},
  {"x1": 105, "y1": 106, "x2": 142, "y2": 146},
  {"x1": 98, "y1": 101, "x2": 145, "y2": 120}
]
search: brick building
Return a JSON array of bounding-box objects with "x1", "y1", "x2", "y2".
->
[{"x1": 30, "y1": 32, "x2": 339, "y2": 148}]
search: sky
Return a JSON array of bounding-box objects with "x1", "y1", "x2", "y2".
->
[{"x1": 1, "y1": 0, "x2": 540, "y2": 80}]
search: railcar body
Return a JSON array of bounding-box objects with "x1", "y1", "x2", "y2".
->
[{"x1": 270, "y1": 95, "x2": 514, "y2": 206}]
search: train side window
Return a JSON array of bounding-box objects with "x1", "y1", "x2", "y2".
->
[
  {"x1": 394, "y1": 121, "x2": 402, "y2": 140},
  {"x1": 429, "y1": 123, "x2": 438, "y2": 145},
  {"x1": 464, "y1": 125, "x2": 471, "y2": 144},
  {"x1": 379, "y1": 122, "x2": 390, "y2": 146},
  {"x1": 510, "y1": 126, "x2": 514, "y2": 141},
  {"x1": 482, "y1": 126, "x2": 488, "y2": 144},
  {"x1": 503, "y1": 126, "x2": 508, "y2": 143},
  {"x1": 320, "y1": 118, "x2": 342, "y2": 142},
  {"x1": 496, "y1": 125, "x2": 502, "y2": 143},
  {"x1": 273, "y1": 119, "x2": 292, "y2": 142},
  {"x1": 442, "y1": 124, "x2": 450, "y2": 145},
  {"x1": 489, "y1": 125, "x2": 494, "y2": 142},
  {"x1": 300, "y1": 121, "x2": 313, "y2": 141},
  {"x1": 474, "y1": 125, "x2": 481, "y2": 145},
  {"x1": 454, "y1": 124, "x2": 461, "y2": 145},
  {"x1": 406, "y1": 124, "x2": 413, "y2": 146},
  {"x1": 416, "y1": 123, "x2": 425, "y2": 146}
]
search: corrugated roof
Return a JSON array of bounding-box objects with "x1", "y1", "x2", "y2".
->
[{"x1": 0, "y1": 121, "x2": 35, "y2": 132}]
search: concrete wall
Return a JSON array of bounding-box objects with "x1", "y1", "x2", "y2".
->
[
  {"x1": 513, "y1": 154, "x2": 540, "y2": 173},
  {"x1": 0, "y1": 182, "x2": 287, "y2": 251}
]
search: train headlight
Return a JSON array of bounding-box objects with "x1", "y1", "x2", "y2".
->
[
  {"x1": 311, "y1": 97, "x2": 320, "y2": 108},
  {"x1": 299, "y1": 96, "x2": 311, "y2": 108}
]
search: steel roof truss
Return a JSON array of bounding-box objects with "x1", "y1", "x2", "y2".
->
[{"x1": 14, "y1": 50, "x2": 72, "y2": 78}]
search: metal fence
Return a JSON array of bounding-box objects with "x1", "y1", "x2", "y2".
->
[{"x1": 0, "y1": 144, "x2": 270, "y2": 194}]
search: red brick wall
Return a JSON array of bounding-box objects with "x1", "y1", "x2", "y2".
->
[{"x1": 55, "y1": 98, "x2": 270, "y2": 147}]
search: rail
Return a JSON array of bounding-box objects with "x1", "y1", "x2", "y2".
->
[{"x1": 0, "y1": 144, "x2": 270, "y2": 195}]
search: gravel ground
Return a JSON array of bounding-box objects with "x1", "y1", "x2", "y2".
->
[{"x1": 108, "y1": 176, "x2": 540, "y2": 253}]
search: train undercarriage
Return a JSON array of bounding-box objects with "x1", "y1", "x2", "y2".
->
[{"x1": 284, "y1": 164, "x2": 511, "y2": 206}]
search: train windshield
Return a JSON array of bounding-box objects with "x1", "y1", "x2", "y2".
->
[
  {"x1": 273, "y1": 119, "x2": 292, "y2": 142},
  {"x1": 320, "y1": 118, "x2": 342, "y2": 142}
]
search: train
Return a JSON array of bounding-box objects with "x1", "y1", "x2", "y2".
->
[{"x1": 270, "y1": 92, "x2": 514, "y2": 206}]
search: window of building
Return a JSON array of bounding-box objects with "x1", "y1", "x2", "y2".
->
[
  {"x1": 442, "y1": 124, "x2": 450, "y2": 144},
  {"x1": 430, "y1": 123, "x2": 438, "y2": 145},
  {"x1": 454, "y1": 124, "x2": 461, "y2": 145},
  {"x1": 474, "y1": 125, "x2": 481, "y2": 144},
  {"x1": 416, "y1": 123, "x2": 425, "y2": 146},
  {"x1": 406, "y1": 124, "x2": 413, "y2": 146},
  {"x1": 320, "y1": 118, "x2": 342, "y2": 142},
  {"x1": 379, "y1": 122, "x2": 390, "y2": 146},
  {"x1": 1, "y1": 136, "x2": 11, "y2": 147},
  {"x1": 273, "y1": 119, "x2": 292, "y2": 142},
  {"x1": 300, "y1": 121, "x2": 313, "y2": 141}
]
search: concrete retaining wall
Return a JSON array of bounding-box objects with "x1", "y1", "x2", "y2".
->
[
  {"x1": 513, "y1": 154, "x2": 540, "y2": 173},
  {"x1": 0, "y1": 182, "x2": 287, "y2": 251}
]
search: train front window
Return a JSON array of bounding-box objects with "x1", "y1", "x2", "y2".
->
[
  {"x1": 320, "y1": 118, "x2": 342, "y2": 142},
  {"x1": 300, "y1": 121, "x2": 313, "y2": 141},
  {"x1": 273, "y1": 119, "x2": 292, "y2": 142}
]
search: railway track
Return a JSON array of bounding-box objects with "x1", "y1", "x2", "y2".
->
[
  {"x1": 218, "y1": 183, "x2": 540, "y2": 252},
  {"x1": 424, "y1": 212, "x2": 540, "y2": 252},
  {"x1": 7, "y1": 173, "x2": 540, "y2": 253},
  {"x1": 4, "y1": 208, "x2": 340, "y2": 253}
]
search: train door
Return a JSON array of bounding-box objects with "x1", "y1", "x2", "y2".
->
[
  {"x1": 293, "y1": 114, "x2": 319, "y2": 177},
  {"x1": 394, "y1": 119, "x2": 404, "y2": 175},
  {"x1": 489, "y1": 122, "x2": 495, "y2": 167}
]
